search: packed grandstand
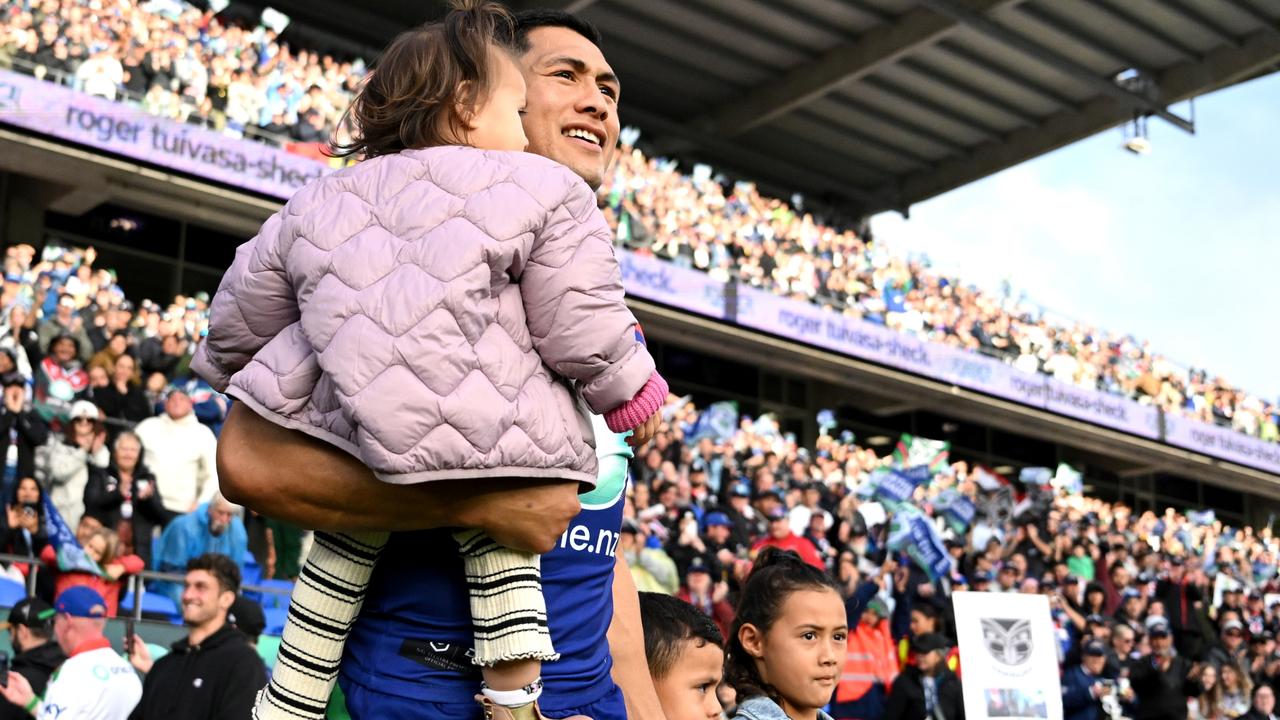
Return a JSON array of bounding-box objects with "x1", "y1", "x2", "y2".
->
[
  {"x1": 1, "y1": 0, "x2": 1276, "y2": 445},
  {"x1": 0, "y1": 1, "x2": 1279, "y2": 720}
]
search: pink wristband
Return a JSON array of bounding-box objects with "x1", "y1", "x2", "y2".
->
[{"x1": 603, "y1": 372, "x2": 669, "y2": 433}]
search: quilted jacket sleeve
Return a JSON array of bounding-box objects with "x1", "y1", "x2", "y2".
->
[
  {"x1": 520, "y1": 172, "x2": 657, "y2": 416},
  {"x1": 191, "y1": 212, "x2": 298, "y2": 393}
]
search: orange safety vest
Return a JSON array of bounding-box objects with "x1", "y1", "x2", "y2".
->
[{"x1": 836, "y1": 618, "x2": 898, "y2": 703}]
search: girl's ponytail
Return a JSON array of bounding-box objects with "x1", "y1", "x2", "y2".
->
[{"x1": 725, "y1": 547, "x2": 842, "y2": 703}]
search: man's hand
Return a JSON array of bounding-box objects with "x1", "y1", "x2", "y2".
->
[
  {"x1": 627, "y1": 409, "x2": 661, "y2": 448},
  {"x1": 126, "y1": 633, "x2": 153, "y2": 674},
  {"x1": 1, "y1": 671, "x2": 35, "y2": 710}
]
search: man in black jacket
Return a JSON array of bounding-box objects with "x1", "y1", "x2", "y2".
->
[
  {"x1": 0, "y1": 373, "x2": 49, "y2": 482},
  {"x1": 1128, "y1": 620, "x2": 1202, "y2": 720},
  {"x1": 126, "y1": 553, "x2": 267, "y2": 719},
  {"x1": 884, "y1": 633, "x2": 965, "y2": 720},
  {"x1": 0, "y1": 598, "x2": 66, "y2": 720}
]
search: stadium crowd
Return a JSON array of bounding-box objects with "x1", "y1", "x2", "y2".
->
[
  {"x1": 0, "y1": 0, "x2": 1275, "y2": 447},
  {"x1": 622, "y1": 396, "x2": 1280, "y2": 720},
  {"x1": 0, "y1": 0, "x2": 364, "y2": 145},
  {"x1": 0, "y1": 235, "x2": 1278, "y2": 718},
  {"x1": 599, "y1": 145, "x2": 1280, "y2": 446}
]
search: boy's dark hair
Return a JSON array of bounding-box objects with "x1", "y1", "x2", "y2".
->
[
  {"x1": 639, "y1": 592, "x2": 724, "y2": 680},
  {"x1": 511, "y1": 9, "x2": 602, "y2": 53},
  {"x1": 331, "y1": 0, "x2": 516, "y2": 159},
  {"x1": 187, "y1": 552, "x2": 242, "y2": 595},
  {"x1": 725, "y1": 547, "x2": 841, "y2": 703}
]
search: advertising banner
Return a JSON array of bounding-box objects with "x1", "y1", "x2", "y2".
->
[
  {"x1": 616, "y1": 250, "x2": 725, "y2": 319},
  {"x1": 953, "y1": 591, "x2": 1063, "y2": 720},
  {"x1": 0, "y1": 69, "x2": 330, "y2": 199},
  {"x1": 1164, "y1": 414, "x2": 1280, "y2": 476}
]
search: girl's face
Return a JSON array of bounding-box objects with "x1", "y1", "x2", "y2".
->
[
  {"x1": 1201, "y1": 665, "x2": 1217, "y2": 690},
  {"x1": 740, "y1": 589, "x2": 847, "y2": 719},
  {"x1": 464, "y1": 49, "x2": 528, "y2": 153},
  {"x1": 85, "y1": 535, "x2": 106, "y2": 563},
  {"x1": 15, "y1": 478, "x2": 39, "y2": 504},
  {"x1": 1222, "y1": 664, "x2": 1238, "y2": 689}
]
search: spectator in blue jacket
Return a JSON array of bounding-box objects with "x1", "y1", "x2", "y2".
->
[
  {"x1": 152, "y1": 494, "x2": 247, "y2": 605},
  {"x1": 1064, "y1": 640, "x2": 1132, "y2": 720}
]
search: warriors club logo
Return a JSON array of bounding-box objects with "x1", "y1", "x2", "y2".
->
[{"x1": 981, "y1": 618, "x2": 1034, "y2": 666}]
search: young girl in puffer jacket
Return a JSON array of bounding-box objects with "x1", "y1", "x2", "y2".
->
[{"x1": 191, "y1": 3, "x2": 666, "y2": 719}]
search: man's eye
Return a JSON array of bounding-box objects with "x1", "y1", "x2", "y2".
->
[
  {"x1": 803, "y1": 632, "x2": 816, "y2": 641},
  {"x1": 554, "y1": 70, "x2": 573, "y2": 80},
  {"x1": 600, "y1": 86, "x2": 617, "y2": 99}
]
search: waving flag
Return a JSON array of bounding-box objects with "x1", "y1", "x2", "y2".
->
[
  {"x1": 889, "y1": 508, "x2": 952, "y2": 581},
  {"x1": 893, "y1": 434, "x2": 949, "y2": 473},
  {"x1": 874, "y1": 467, "x2": 930, "y2": 510},
  {"x1": 1019, "y1": 467, "x2": 1053, "y2": 487},
  {"x1": 691, "y1": 401, "x2": 739, "y2": 443},
  {"x1": 971, "y1": 465, "x2": 1009, "y2": 492},
  {"x1": 1052, "y1": 463, "x2": 1083, "y2": 495},
  {"x1": 43, "y1": 495, "x2": 103, "y2": 576},
  {"x1": 935, "y1": 488, "x2": 977, "y2": 534}
]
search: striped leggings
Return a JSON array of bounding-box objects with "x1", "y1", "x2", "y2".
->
[{"x1": 253, "y1": 529, "x2": 556, "y2": 720}]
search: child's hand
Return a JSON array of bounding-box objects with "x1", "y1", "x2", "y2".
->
[{"x1": 627, "y1": 409, "x2": 662, "y2": 448}]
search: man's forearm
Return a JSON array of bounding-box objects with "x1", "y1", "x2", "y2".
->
[
  {"x1": 608, "y1": 553, "x2": 666, "y2": 720},
  {"x1": 217, "y1": 404, "x2": 579, "y2": 552}
]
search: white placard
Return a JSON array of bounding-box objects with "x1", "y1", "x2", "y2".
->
[{"x1": 953, "y1": 591, "x2": 1063, "y2": 720}]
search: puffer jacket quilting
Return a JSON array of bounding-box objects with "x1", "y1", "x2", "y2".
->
[{"x1": 192, "y1": 146, "x2": 655, "y2": 486}]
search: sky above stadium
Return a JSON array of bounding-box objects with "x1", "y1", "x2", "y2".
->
[{"x1": 872, "y1": 71, "x2": 1280, "y2": 403}]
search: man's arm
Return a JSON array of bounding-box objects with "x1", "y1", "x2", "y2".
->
[
  {"x1": 217, "y1": 403, "x2": 580, "y2": 554},
  {"x1": 608, "y1": 551, "x2": 666, "y2": 720}
]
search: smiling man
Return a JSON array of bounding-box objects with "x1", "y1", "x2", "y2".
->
[{"x1": 214, "y1": 9, "x2": 664, "y2": 720}]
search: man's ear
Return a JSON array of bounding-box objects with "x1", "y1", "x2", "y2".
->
[
  {"x1": 218, "y1": 590, "x2": 236, "y2": 613},
  {"x1": 738, "y1": 622, "x2": 765, "y2": 659}
]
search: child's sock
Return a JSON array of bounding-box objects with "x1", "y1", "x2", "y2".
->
[
  {"x1": 453, "y1": 529, "x2": 558, "y2": 666},
  {"x1": 255, "y1": 530, "x2": 387, "y2": 720}
]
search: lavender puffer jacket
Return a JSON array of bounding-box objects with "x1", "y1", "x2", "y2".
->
[{"x1": 192, "y1": 146, "x2": 656, "y2": 486}]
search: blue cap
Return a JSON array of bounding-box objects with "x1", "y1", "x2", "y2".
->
[
  {"x1": 705, "y1": 512, "x2": 731, "y2": 528},
  {"x1": 55, "y1": 586, "x2": 107, "y2": 619},
  {"x1": 971, "y1": 571, "x2": 992, "y2": 583},
  {"x1": 766, "y1": 506, "x2": 788, "y2": 520},
  {"x1": 1122, "y1": 587, "x2": 1142, "y2": 600},
  {"x1": 730, "y1": 482, "x2": 752, "y2": 497}
]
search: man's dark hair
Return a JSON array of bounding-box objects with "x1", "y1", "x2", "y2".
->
[
  {"x1": 639, "y1": 592, "x2": 724, "y2": 680},
  {"x1": 187, "y1": 552, "x2": 242, "y2": 595},
  {"x1": 512, "y1": 9, "x2": 602, "y2": 53}
]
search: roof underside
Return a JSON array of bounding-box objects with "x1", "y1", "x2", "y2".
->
[{"x1": 256, "y1": 0, "x2": 1280, "y2": 216}]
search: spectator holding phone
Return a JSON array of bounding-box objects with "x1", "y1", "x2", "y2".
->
[
  {"x1": 0, "y1": 373, "x2": 48, "y2": 490},
  {"x1": 0, "y1": 598, "x2": 66, "y2": 720},
  {"x1": 1063, "y1": 640, "x2": 1131, "y2": 720}
]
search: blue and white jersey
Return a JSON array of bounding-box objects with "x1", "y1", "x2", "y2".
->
[{"x1": 341, "y1": 416, "x2": 632, "y2": 714}]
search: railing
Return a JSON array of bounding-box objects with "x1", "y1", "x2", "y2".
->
[{"x1": 0, "y1": 551, "x2": 293, "y2": 622}]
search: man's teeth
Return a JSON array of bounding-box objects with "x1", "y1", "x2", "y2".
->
[{"x1": 564, "y1": 128, "x2": 600, "y2": 145}]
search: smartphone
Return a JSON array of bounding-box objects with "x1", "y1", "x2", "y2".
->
[
  {"x1": 0, "y1": 651, "x2": 9, "y2": 688},
  {"x1": 124, "y1": 619, "x2": 136, "y2": 658}
]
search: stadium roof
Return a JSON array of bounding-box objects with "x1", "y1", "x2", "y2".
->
[{"x1": 245, "y1": 0, "x2": 1280, "y2": 215}]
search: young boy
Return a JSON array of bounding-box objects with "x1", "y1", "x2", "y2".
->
[{"x1": 639, "y1": 592, "x2": 726, "y2": 720}]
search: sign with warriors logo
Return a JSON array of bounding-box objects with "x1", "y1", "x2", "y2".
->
[{"x1": 954, "y1": 592, "x2": 1063, "y2": 720}]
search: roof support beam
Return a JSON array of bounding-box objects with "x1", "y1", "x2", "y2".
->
[
  {"x1": 1160, "y1": 0, "x2": 1242, "y2": 46},
  {"x1": 699, "y1": 0, "x2": 1026, "y2": 138},
  {"x1": 510, "y1": 0, "x2": 600, "y2": 11},
  {"x1": 916, "y1": 0, "x2": 1196, "y2": 133},
  {"x1": 936, "y1": 40, "x2": 1079, "y2": 110},
  {"x1": 892, "y1": 27, "x2": 1280, "y2": 210},
  {"x1": 1074, "y1": 0, "x2": 1203, "y2": 61},
  {"x1": 1217, "y1": 0, "x2": 1280, "y2": 37}
]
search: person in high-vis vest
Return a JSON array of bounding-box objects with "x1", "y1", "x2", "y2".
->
[
  {"x1": 896, "y1": 602, "x2": 961, "y2": 677},
  {"x1": 831, "y1": 589, "x2": 898, "y2": 720}
]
